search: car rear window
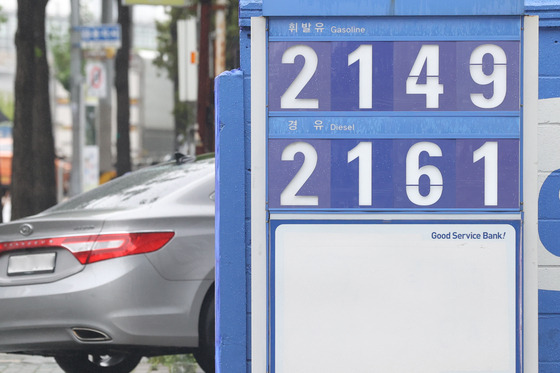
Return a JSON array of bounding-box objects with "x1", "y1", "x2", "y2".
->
[{"x1": 47, "y1": 158, "x2": 214, "y2": 212}]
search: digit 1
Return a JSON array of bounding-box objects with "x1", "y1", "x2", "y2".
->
[
  {"x1": 347, "y1": 142, "x2": 372, "y2": 206},
  {"x1": 348, "y1": 45, "x2": 373, "y2": 109},
  {"x1": 473, "y1": 141, "x2": 498, "y2": 206}
]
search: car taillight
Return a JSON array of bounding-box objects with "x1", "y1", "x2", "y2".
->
[{"x1": 0, "y1": 232, "x2": 174, "y2": 264}]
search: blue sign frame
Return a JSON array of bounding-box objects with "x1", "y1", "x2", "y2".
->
[
  {"x1": 263, "y1": 12, "x2": 526, "y2": 373},
  {"x1": 266, "y1": 16, "x2": 522, "y2": 212},
  {"x1": 77, "y1": 24, "x2": 121, "y2": 48},
  {"x1": 214, "y1": 2, "x2": 538, "y2": 373},
  {"x1": 263, "y1": 0, "x2": 524, "y2": 16}
]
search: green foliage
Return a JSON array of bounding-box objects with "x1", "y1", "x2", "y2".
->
[
  {"x1": 154, "y1": 7, "x2": 195, "y2": 81},
  {"x1": 153, "y1": 1, "x2": 240, "y2": 150},
  {"x1": 148, "y1": 354, "x2": 199, "y2": 373},
  {"x1": 153, "y1": 7, "x2": 197, "y2": 148},
  {"x1": 0, "y1": 6, "x2": 6, "y2": 24},
  {"x1": 153, "y1": 2, "x2": 239, "y2": 78},
  {"x1": 48, "y1": 26, "x2": 72, "y2": 91},
  {"x1": 0, "y1": 93, "x2": 14, "y2": 121},
  {"x1": 47, "y1": 2, "x2": 94, "y2": 92},
  {"x1": 34, "y1": 46, "x2": 43, "y2": 58}
]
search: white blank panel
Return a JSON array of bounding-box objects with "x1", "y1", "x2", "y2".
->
[{"x1": 274, "y1": 223, "x2": 517, "y2": 373}]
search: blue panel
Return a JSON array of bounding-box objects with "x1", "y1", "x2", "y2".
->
[
  {"x1": 263, "y1": 0, "x2": 523, "y2": 16},
  {"x1": 540, "y1": 362, "x2": 560, "y2": 373},
  {"x1": 215, "y1": 69, "x2": 248, "y2": 373},
  {"x1": 539, "y1": 314, "x2": 560, "y2": 361},
  {"x1": 266, "y1": 16, "x2": 522, "y2": 214},
  {"x1": 239, "y1": 0, "x2": 263, "y2": 26},
  {"x1": 538, "y1": 29, "x2": 560, "y2": 99},
  {"x1": 540, "y1": 78, "x2": 560, "y2": 99},
  {"x1": 525, "y1": 1, "x2": 560, "y2": 27},
  {"x1": 267, "y1": 39, "x2": 521, "y2": 112},
  {"x1": 268, "y1": 139, "x2": 519, "y2": 210},
  {"x1": 539, "y1": 29, "x2": 560, "y2": 77},
  {"x1": 268, "y1": 115, "x2": 520, "y2": 138},
  {"x1": 269, "y1": 17, "x2": 522, "y2": 40},
  {"x1": 539, "y1": 170, "x2": 560, "y2": 256},
  {"x1": 538, "y1": 290, "x2": 560, "y2": 368}
]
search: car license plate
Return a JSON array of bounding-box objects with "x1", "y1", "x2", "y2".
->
[{"x1": 7, "y1": 253, "x2": 56, "y2": 276}]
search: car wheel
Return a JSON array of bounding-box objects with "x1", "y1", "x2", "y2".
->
[
  {"x1": 54, "y1": 353, "x2": 142, "y2": 373},
  {"x1": 194, "y1": 286, "x2": 215, "y2": 373}
]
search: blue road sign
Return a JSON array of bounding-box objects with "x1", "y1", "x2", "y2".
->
[{"x1": 78, "y1": 24, "x2": 121, "y2": 49}]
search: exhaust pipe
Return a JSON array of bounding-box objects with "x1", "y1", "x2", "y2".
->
[{"x1": 71, "y1": 327, "x2": 112, "y2": 342}]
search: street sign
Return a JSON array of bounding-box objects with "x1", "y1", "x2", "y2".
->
[
  {"x1": 78, "y1": 24, "x2": 121, "y2": 49},
  {"x1": 86, "y1": 62, "x2": 107, "y2": 98}
]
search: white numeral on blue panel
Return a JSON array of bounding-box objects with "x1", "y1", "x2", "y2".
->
[
  {"x1": 347, "y1": 142, "x2": 373, "y2": 206},
  {"x1": 473, "y1": 141, "x2": 498, "y2": 206},
  {"x1": 470, "y1": 44, "x2": 507, "y2": 109},
  {"x1": 280, "y1": 142, "x2": 319, "y2": 206},
  {"x1": 280, "y1": 45, "x2": 319, "y2": 109},
  {"x1": 406, "y1": 45, "x2": 444, "y2": 109},
  {"x1": 348, "y1": 45, "x2": 373, "y2": 109},
  {"x1": 405, "y1": 142, "x2": 443, "y2": 206}
]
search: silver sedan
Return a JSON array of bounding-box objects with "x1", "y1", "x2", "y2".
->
[{"x1": 0, "y1": 155, "x2": 215, "y2": 373}]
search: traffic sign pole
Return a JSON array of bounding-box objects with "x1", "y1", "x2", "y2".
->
[{"x1": 69, "y1": 0, "x2": 84, "y2": 197}]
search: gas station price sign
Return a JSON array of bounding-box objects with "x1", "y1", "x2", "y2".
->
[
  {"x1": 266, "y1": 17, "x2": 521, "y2": 211},
  {"x1": 268, "y1": 41, "x2": 519, "y2": 112}
]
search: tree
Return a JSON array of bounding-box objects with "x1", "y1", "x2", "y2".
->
[
  {"x1": 0, "y1": 6, "x2": 6, "y2": 24},
  {"x1": 12, "y1": 0, "x2": 57, "y2": 219},
  {"x1": 48, "y1": 4, "x2": 95, "y2": 92},
  {"x1": 153, "y1": 1, "x2": 239, "y2": 154},
  {"x1": 115, "y1": 1, "x2": 132, "y2": 176},
  {"x1": 154, "y1": 7, "x2": 195, "y2": 153},
  {"x1": 48, "y1": 28, "x2": 71, "y2": 91}
]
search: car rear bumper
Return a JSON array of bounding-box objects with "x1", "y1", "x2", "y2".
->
[{"x1": 0, "y1": 255, "x2": 212, "y2": 355}]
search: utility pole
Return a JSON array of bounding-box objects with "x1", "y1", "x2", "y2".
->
[
  {"x1": 70, "y1": 0, "x2": 84, "y2": 196},
  {"x1": 99, "y1": 0, "x2": 114, "y2": 176}
]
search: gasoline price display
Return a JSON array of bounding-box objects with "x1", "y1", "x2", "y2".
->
[{"x1": 268, "y1": 41, "x2": 519, "y2": 111}]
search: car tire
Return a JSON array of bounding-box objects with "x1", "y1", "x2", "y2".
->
[
  {"x1": 194, "y1": 286, "x2": 215, "y2": 373},
  {"x1": 54, "y1": 353, "x2": 142, "y2": 373}
]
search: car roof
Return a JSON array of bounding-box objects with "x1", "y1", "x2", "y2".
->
[{"x1": 45, "y1": 156, "x2": 214, "y2": 213}]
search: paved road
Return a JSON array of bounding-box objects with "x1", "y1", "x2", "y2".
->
[{"x1": 0, "y1": 353, "x2": 177, "y2": 373}]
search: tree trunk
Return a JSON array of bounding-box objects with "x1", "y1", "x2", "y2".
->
[
  {"x1": 115, "y1": 1, "x2": 131, "y2": 176},
  {"x1": 12, "y1": 0, "x2": 57, "y2": 220},
  {"x1": 196, "y1": 0, "x2": 212, "y2": 155}
]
